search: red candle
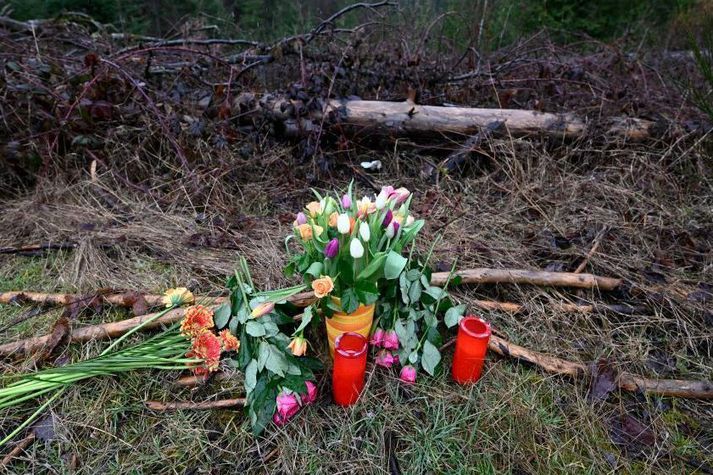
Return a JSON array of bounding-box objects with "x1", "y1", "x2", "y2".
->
[
  {"x1": 332, "y1": 332, "x2": 368, "y2": 406},
  {"x1": 452, "y1": 315, "x2": 491, "y2": 384}
]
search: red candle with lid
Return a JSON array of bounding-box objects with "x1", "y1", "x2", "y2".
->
[
  {"x1": 332, "y1": 332, "x2": 368, "y2": 406},
  {"x1": 451, "y1": 315, "x2": 491, "y2": 384}
]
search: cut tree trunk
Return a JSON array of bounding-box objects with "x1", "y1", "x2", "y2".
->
[{"x1": 245, "y1": 94, "x2": 658, "y2": 141}]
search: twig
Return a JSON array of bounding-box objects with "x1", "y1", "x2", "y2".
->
[
  {"x1": 0, "y1": 432, "x2": 35, "y2": 466},
  {"x1": 144, "y1": 398, "x2": 245, "y2": 411},
  {"x1": 574, "y1": 227, "x2": 609, "y2": 274},
  {"x1": 0, "y1": 243, "x2": 77, "y2": 255}
]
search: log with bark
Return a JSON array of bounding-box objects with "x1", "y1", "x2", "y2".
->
[
  {"x1": 242, "y1": 94, "x2": 659, "y2": 141},
  {"x1": 144, "y1": 398, "x2": 245, "y2": 411}
]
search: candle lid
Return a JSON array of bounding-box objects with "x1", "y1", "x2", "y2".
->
[
  {"x1": 459, "y1": 316, "x2": 491, "y2": 339},
  {"x1": 334, "y1": 332, "x2": 367, "y2": 358}
]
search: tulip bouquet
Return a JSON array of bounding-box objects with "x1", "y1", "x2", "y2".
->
[{"x1": 284, "y1": 183, "x2": 425, "y2": 350}]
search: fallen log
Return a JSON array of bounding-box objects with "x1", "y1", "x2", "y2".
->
[
  {"x1": 242, "y1": 94, "x2": 659, "y2": 141},
  {"x1": 487, "y1": 335, "x2": 713, "y2": 399},
  {"x1": 144, "y1": 398, "x2": 245, "y2": 411}
]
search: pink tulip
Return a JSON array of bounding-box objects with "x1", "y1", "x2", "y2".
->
[
  {"x1": 295, "y1": 212, "x2": 307, "y2": 225},
  {"x1": 381, "y1": 185, "x2": 395, "y2": 198},
  {"x1": 391, "y1": 187, "x2": 410, "y2": 205},
  {"x1": 341, "y1": 194, "x2": 352, "y2": 209},
  {"x1": 400, "y1": 365, "x2": 417, "y2": 384},
  {"x1": 276, "y1": 391, "x2": 300, "y2": 420},
  {"x1": 382, "y1": 330, "x2": 399, "y2": 350},
  {"x1": 375, "y1": 349, "x2": 396, "y2": 368},
  {"x1": 370, "y1": 328, "x2": 385, "y2": 347},
  {"x1": 302, "y1": 381, "x2": 318, "y2": 405}
]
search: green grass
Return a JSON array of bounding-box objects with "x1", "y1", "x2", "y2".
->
[{"x1": 0, "y1": 256, "x2": 711, "y2": 474}]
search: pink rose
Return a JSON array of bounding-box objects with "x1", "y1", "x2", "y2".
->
[
  {"x1": 276, "y1": 390, "x2": 300, "y2": 421},
  {"x1": 375, "y1": 349, "x2": 396, "y2": 368},
  {"x1": 370, "y1": 328, "x2": 385, "y2": 347},
  {"x1": 399, "y1": 365, "x2": 417, "y2": 384},
  {"x1": 382, "y1": 330, "x2": 399, "y2": 350},
  {"x1": 302, "y1": 381, "x2": 318, "y2": 405}
]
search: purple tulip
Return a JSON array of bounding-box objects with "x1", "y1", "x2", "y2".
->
[
  {"x1": 341, "y1": 194, "x2": 352, "y2": 209},
  {"x1": 324, "y1": 238, "x2": 339, "y2": 258},
  {"x1": 295, "y1": 212, "x2": 307, "y2": 225},
  {"x1": 382, "y1": 209, "x2": 393, "y2": 228}
]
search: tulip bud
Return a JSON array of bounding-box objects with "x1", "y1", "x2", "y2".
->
[
  {"x1": 251, "y1": 301, "x2": 275, "y2": 318},
  {"x1": 400, "y1": 365, "x2": 417, "y2": 384},
  {"x1": 295, "y1": 212, "x2": 307, "y2": 226},
  {"x1": 375, "y1": 189, "x2": 389, "y2": 210},
  {"x1": 382, "y1": 209, "x2": 393, "y2": 228},
  {"x1": 382, "y1": 185, "x2": 395, "y2": 197},
  {"x1": 349, "y1": 238, "x2": 364, "y2": 258},
  {"x1": 324, "y1": 238, "x2": 339, "y2": 258},
  {"x1": 359, "y1": 222, "x2": 370, "y2": 242},
  {"x1": 337, "y1": 213, "x2": 350, "y2": 234},
  {"x1": 385, "y1": 221, "x2": 397, "y2": 239},
  {"x1": 392, "y1": 187, "x2": 410, "y2": 205},
  {"x1": 406, "y1": 215, "x2": 415, "y2": 226},
  {"x1": 382, "y1": 330, "x2": 399, "y2": 350},
  {"x1": 341, "y1": 194, "x2": 352, "y2": 209}
]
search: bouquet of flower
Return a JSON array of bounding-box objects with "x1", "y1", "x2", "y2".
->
[{"x1": 284, "y1": 183, "x2": 424, "y2": 353}]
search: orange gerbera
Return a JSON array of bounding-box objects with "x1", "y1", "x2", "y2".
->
[
  {"x1": 191, "y1": 331, "x2": 222, "y2": 371},
  {"x1": 180, "y1": 305, "x2": 215, "y2": 338},
  {"x1": 219, "y1": 329, "x2": 240, "y2": 352}
]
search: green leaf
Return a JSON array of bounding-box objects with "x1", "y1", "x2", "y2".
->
[
  {"x1": 213, "y1": 303, "x2": 231, "y2": 329},
  {"x1": 305, "y1": 262, "x2": 324, "y2": 278},
  {"x1": 228, "y1": 316, "x2": 239, "y2": 336},
  {"x1": 245, "y1": 359, "x2": 258, "y2": 395},
  {"x1": 293, "y1": 306, "x2": 313, "y2": 335},
  {"x1": 264, "y1": 344, "x2": 289, "y2": 377},
  {"x1": 422, "y1": 286, "x2": 447, "y2": 305},
  {"x1": 354, "y1": 279, "x2": 379, "y2": 305},
  {"x1": 341, "y1": 288, "x2": 359, "y2": 314},
  {"x1": 257, "y1": 341, "x2": 270, "y2": 372},
  {"x1": 406, "y1": 269, "x2": 421, "y2": 282},
  {"x1": 262, "y1": 320, "x2": 280, "y2": 337},
  {"x1": 408, "y1": 281, "x2": 422, "y2": 303},
  {"x1": 421, "y1": 340, "x2": 441, "y2": 376},
  {"x1": 445, "y1": 304, "x2": 467, "y2": 328},
  {"x1": 356, "y1": 253, "x2": 387, "y2": 280},
  {"x1": 384, "y1": 251, "x2": 408, "y2": 280},
  {"x1": 246, "y1": 320, "x2": 266, "y2": 337},
  {"x1": 408, "y1": 350, "x2": 419, "y2": 364}
]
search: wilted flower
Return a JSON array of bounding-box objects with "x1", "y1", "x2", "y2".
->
[
  {"x1": 391, "y1": 187, "x2": 410, "y2": 205},
  {"x1": 350, "y1": 238, "x2": 364, "y2": 258},
  {"x1": 219, "y1": 329, "x2": 240, "y2": 352},
  {"x1": 341, "y1": 194, "x2": 352, "y2": 209},
  {"x1": 163, "y1": 287, "x2": 194, "y2": 308},
  {"x1": 294, "y1": 212, "x2": 307, "y2": 226},
  {"x1": 324, "y1": 238, "x2": 339, "y2": 258},
  {"x1": 180, "y1": 305, "x2": 214, "y2": 338},
  {"x1": 251, "y1": 301, "x2": 275, "y2": 318},
  {"x1": 311, "y1": 275, "x2": 334, "y2": 298},
  {"x1": 337, "y1": 213, "x2": 351, "y2": 234},
  {"x1": 276, "y1": 390, "x2": 301, "y2": 421},
  {"x1": 328, "y1": 211, "x2": 339, "y2": 228},
  {"x1": 190, "y1": 331, "x2": 222, "y2": 371},
  {"x1": 297, "y1": 223, "x2": 323, "y2": 241},
  {"x1": 370, "y1": 328, "x2": 385, "y2": 347},
  {"x1": 382, "y1": 330, "x2": 399, "y2": 350},
  {"x1": 375, "y1": 349, "x2": 396, "y2": 368},
  {"x1": 302, "y1": 381, "x2": 318, "y2": 405},
  {"x1": 359, "y1": 222, "x2": 370, "y2": 242},
  {"x1": 382, "y1": 209, "x2": 393, "y2": 228},
  {"x1": 288, "y1": 335, "x2": 308, "y2": 356},
  {"x1": 400, "y1": 365, "x2": 417, "y2": 384},
  {"x1": 305, "y1": 201, "x2": 322, "y2": 217}
]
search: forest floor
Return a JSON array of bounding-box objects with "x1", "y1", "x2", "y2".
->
[{"x1": 1, "y1": 10, "x2": 712, "y2": 474}]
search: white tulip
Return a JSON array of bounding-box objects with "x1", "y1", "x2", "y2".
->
[
  {"x1": 375, "y1": 190, "x2": 389, "y2": 210},
  {"x1": 350, "y1": 238, "x2": 365, "y2": 258},
  {"x1": 359, "y1": 222, "x2": 370, "y2": 242},
  {"x1": 405, "y1": 215, "x2": 415, "y2": 226},
  {"x1": 337, "y1": 213, "x2": 350, "y2": 234},
  {"x1": 385, "y1": 221, "x2": 396, "y2": 239}
]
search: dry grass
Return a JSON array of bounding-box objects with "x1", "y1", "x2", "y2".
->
[{"x1": 0, "y1": 132, "x2": 712, "y2": 473}]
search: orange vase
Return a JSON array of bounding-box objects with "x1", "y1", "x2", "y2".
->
[{"x1": 326, "y1": 297, "x2": 375, "y2": 358}]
